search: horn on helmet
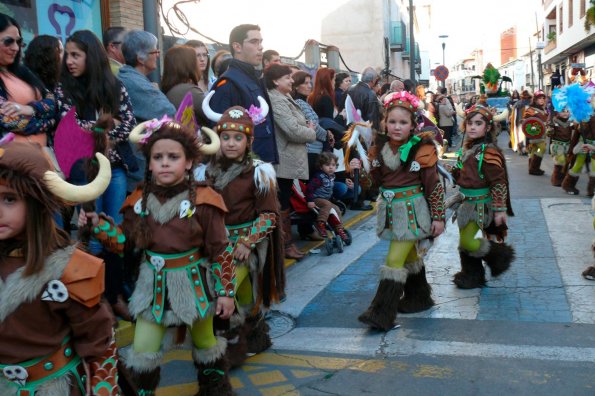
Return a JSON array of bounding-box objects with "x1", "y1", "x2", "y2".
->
[
  {"x1": 199, "y1": 127, "x2": 220, "y2": 155},
  {"x1": 455, "y1": 102, "x2": 466, "y2": 118},
  {"x1": 128, "y1": 120, "x2": 152, "y2": 144},
  {"x1": 44, "y1": 153, "x2": 111, "y2": 203},
  {"x1": 202, "y1": 91, "x2": 223, "y2": 122},
  {"x1": 493, "y1": 108, "x2": 509, "y2": 123},
  {"x1": 256, "y1": 95, "x2": 270, "y2": 119}
]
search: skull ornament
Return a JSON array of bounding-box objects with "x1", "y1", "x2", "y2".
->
[
  {"x1": 41, "y1": 280, "x2": 69, "y2": 303},
  {"x1": 150, "y1": 255, "x2": 165, "y2": 273},
  {"x1": 382, "y1": 190, "x2": 396, "y2": 202},
  {"x1": 134, "y1": 199, "x2": 147, "y2": 216},
  {"x1": 179, "y1": 200, "x2": 195, "y2": 219},
  {"x1": 475, "y1": 153, "x2": 482, "y2": 161},
  {"x1": 409, "y1": 161, "x2": 421, "y2": 172},
  {"x1": 3, "y1": 365, "x2": 28, "y2": 387},
  {"x1": 228, "y1": 109, "x2": 244, "y2": 119}
]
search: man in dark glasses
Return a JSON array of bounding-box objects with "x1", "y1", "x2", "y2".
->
[{"x1": 102, "y1": 26, "x2": 127, "y2": 75}]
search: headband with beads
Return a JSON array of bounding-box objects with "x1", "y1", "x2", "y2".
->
[{"x1": 383, "y1": 91, "x2": 420, "y2": 113}]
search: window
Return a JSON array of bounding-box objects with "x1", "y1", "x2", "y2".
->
[
  {"x1": 569, "y1": 0, "x2": 573, "y2": 27},
  {"x1": 580, "y1": 0, "x2": 586, "y2": 18},
  {"x1": 559, "y1": 4, "x2": 564, "y2": 33}
]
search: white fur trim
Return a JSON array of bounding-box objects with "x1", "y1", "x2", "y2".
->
[
  {"x1": 379, "y1": 265, "x2": 408, "y2": 282},
  {"x1": 192, "y1": 336, "x2": 227, "y2": 364},
  {"x1": 122, "y1": 349, "x2": 163, "y2": 373},
  {"x1": 253, "y1": 160, "x2": 277, "y2": 193},
  {"x1": 467, "y1": 238, "x2": 491, "y2": 258},
  {"x1": 380, "y1": 143, "x2": 401, "y2": 171},
  {"x1": 0, "y1": 245, "x2": 75, "y2": 321},
  {"x1": 146, "y1": 190, "x2": 189, "y2": 225}
]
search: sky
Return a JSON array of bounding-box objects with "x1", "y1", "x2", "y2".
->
[{"x1": 161, "y1": 0, "x2": 543, "y2": 67}]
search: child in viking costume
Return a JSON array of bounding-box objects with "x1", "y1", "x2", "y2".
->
[
  {"x1": 80, "y1": 120, "x2": 236, "y2": 395},
  {"x1": 450, "y1": 105, "x2": 515, "y2": 289},
  {"x1": 0, "y1": 139, "x2": 118, "y2": 395},
  {"x1": 522, "y1": 90, "x2": 548, "y2": 175},
  {"x1": 358, "y1": 91, "x2": 446, "y2": 331},
  {"x1": 202, "y1": 96, "x2": 285, "y2": 367},
  {"x1": 548, "y1": 108, "x2": 578, "y2": 187},
  {"x1": 557, "y1": 83, "x2": 595, "y2": 196}
]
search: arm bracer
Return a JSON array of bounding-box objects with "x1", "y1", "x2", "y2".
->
[
  {"x1": 92, "y1": 215, "x2": 126, "y2": 256},
  {"x1": 236, "y1": 212, "x2": 277, "y2": 249},
  {"x1": 212, "y1": 245, "x2": 237, "y2": 298},
  {"x1": 427, "y1": 182, "x2": 446, "y2": 221},
  {"x1": 490, "y1": 183, "x2": 508, "y2": 212}
]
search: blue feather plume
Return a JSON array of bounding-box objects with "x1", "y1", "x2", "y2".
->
[{"x1": 552, "y1": 83, "x2": 593, "y2": 122}]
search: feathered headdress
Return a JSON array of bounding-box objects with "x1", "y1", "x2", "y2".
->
[
  {"x1": 482, "y1": 63, "x2": 500, "y2": 95},
  {"x1": 552, "y1": 83, "x2": 594, "y2": 122},
  {"x1": 342, "y1": 95, "x2": 373, "y2": 173}
]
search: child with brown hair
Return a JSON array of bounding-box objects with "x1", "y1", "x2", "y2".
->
[
  {"x1": 0, "y1": 139, "x2": 118, "y2": 395},
  {"x1": 80, "y1": 119, "x2": 236, "y2": 395},
  {"x1": 306, "y1": 151, "x2": 351, "y2": 245}
]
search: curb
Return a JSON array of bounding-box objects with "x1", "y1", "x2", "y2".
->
[{"x1": 115, "y1": 203, "x2": 377, "y2": 348}]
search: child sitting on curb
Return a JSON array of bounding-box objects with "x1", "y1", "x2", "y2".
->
[{"x1": 306, "y1": 152, "x2": 351, "y2": 245}]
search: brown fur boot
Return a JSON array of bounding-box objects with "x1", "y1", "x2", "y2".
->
[
  {"x1": 244, "y1": 311, "x2": 272, "y2": 355},
  {"x1": 529, "y1": 156, "x2": 545, "y2": 175},
  {"x1": 358, "y1": 266, "x2": 406, "y2": 331},
  {"x1": 471, "y1": 239, "x2": 515, "y2": 277},
  {"x1": 454, "y1": 249, "x2": 486, "y2": 289},
  {"x1": 222, "y1": 313, "x2": 248, "y2": 369},
  {"x1": 193, "y1": 338, "x2": 233, "y2": 396},
  {"x1": 550, "y1": 165, "x2": 564, "y2": 186},
  {"x1": 398, "y1": 260, "x2": 434, "y2": 313},
  {"x1": 561, "y1": 174, "x2": 580, "y2": 195},
  {"x1": 121, "y1": 350, "x2": 163, "y2": 395},
  {"x1": 587, "y1": 176, "x2": 595, "y2": 197}
]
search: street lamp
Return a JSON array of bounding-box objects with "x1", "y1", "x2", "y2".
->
[{"x1": 439, "y1": 35, "x2": 448, "y2": 87}]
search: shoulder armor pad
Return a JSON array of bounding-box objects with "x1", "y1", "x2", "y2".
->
[
  {"x1": 195, "y1": 186, "x2": 228, "y2": 212},
  {"x1": 62, "y1": 249, "x2": 105, "y2": 308},
  {"x1": 415, "y1": 143, "x2": 438, "y2": 167},
  {"x1": 121, "y1": 188, "x2": 143, "y2": 213},
  {"x1": 483, "y1": 147, "x2": 504, "y2": 167}
]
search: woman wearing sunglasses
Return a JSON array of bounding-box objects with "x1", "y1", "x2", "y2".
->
[{"x1": 0, "y1": 13, "x2": 56, "y2": 139}]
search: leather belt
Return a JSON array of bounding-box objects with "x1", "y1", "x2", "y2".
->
[{"x1": 145, "y1": 249, "x2": 211, "y2": 323}]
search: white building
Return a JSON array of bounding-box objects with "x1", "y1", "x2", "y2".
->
[{"x1": 541, "y1": 0, "x2": 594, "y2": 92}]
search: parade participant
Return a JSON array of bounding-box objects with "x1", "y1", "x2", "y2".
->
[
  {"x1": 80, "y1": 120, "x2": 236, "y2": 395},
  {"x1": 306, "y1": 151, "x2": 351, "y2": 244},
  {"x1": 358, "y1": 91, "x2": 446, "y2": 331},
  {"x1": 203, "y1": 99, "x2": 285, "y2": 366},
  {"x1": 522, "y1": 90, "x2": 548, "y2": 175},
  {"x1": 558, "y1": 84, "x2": 595, "y2": 196},
  {"x1": 451, "y1": 104, "x2": 515, "y2": 289},
  {"x1": 0, "y1": 139, "x2": 118, "y2": 395},
  {"x1": 548, "y1": 108, "x2": 577, "y2": 187}
]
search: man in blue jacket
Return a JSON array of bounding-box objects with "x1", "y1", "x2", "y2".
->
[{"x1": 209, "y1": 24, "x2": 278, "y2": 164}]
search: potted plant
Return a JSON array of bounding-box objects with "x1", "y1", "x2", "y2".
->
[{"x1": 547, "y1": 31, "x2": 557, "y2": 42}]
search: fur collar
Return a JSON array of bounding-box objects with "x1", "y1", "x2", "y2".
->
[
  {"x1": 380, "y1": 143, "x2": 401, "y2": 171},
  {"x1": 208, "y1": 161, "x2": 248, "y2": 191},
  {"x1": 0, "y1": 245, "x2": 75, "y2": 321},
  {"x1": 146, "y1": 190, "x2": 190, "y2": 224}
]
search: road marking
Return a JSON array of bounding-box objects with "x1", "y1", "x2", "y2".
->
[{"x1": 272, "y1": 326, "x2": 595, "y2": 363}]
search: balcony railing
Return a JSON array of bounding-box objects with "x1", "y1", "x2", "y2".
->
[{"x1": 544, "y1": 39, "x2": 557, "y2": 54}]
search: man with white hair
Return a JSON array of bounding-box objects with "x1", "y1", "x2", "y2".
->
[{"x1": 347, "y1": 66, "x2": 381, "y2": 130}]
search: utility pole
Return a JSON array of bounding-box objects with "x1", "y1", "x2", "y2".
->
[
  {"x1": 409, "y1": 0, "x2": 416, "y2": 84},
  {"x1": 528, "y1": 38, "x2": 535, "y2": 89}
]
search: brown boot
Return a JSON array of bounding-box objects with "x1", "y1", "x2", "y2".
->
[
  {"x1": 587, "y1": 176, "x2": 595, "y2": 197},
  {"x1": 529, "y1": 156, "x2": 545, "y2": 175},
  {"x1": 122, "y1": 350, "x2": 162, "y2": 395},
  {"x1": 561, "y1": 174, "x2": 580, "y2": 195},
  {"x1": 280, "y1": 209, "x2": 305, "y2": 260},
  {"x1": 550, "y1": 165, "x2": 564, "y2": 186},
  {"x1": 358, "y1": 266, "x2": 406, "y2": 331},
  {"x1": 193, "y1": 338, "x2": 233, "y2": 396}
]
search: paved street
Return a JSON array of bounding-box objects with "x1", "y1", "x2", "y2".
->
[{"x1": 154, "y1": 133, "x2": 595, "y2": 395}]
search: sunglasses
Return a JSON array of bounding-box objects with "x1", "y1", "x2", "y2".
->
[{"x1": 2, "y1": 37, "x2": 25, "y2": 48}]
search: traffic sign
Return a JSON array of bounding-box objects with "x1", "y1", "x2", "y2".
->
[{"x1": 434, "y1": 65, "x2": 449, "y2": 81}]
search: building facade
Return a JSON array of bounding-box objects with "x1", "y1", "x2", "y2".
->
[{"x1": 1, "y1": 0, "x2": 144, "y2": 44}]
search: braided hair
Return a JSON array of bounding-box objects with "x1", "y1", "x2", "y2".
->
[{"x1": 135, "y1": 122, "x2": 203, "y2": 248}]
